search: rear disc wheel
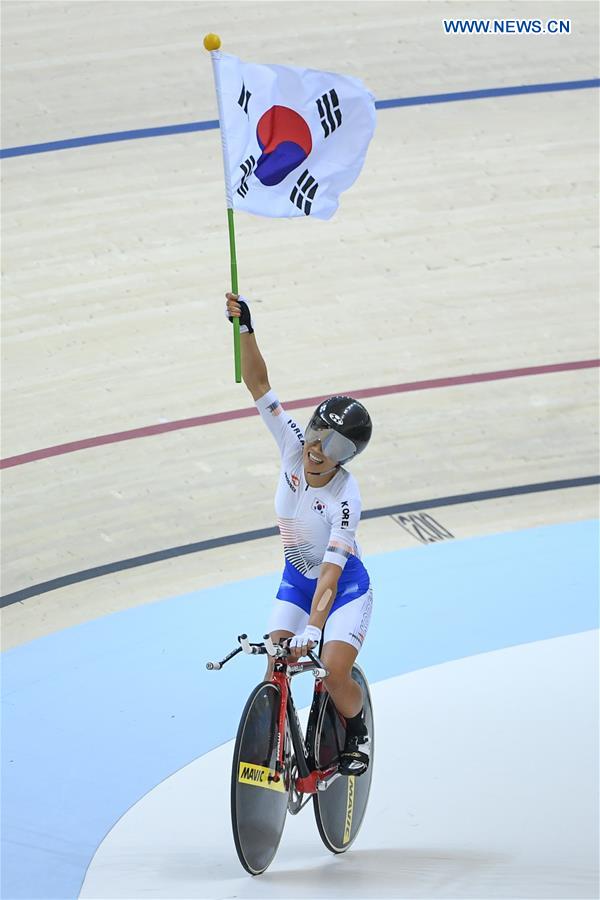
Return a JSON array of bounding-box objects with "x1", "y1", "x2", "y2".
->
[{"x1": 312, "y1": 664, "x2": 374, "y2": 853}]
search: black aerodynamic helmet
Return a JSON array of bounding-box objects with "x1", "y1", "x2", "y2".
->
[{"x1": 305, "y1": 396, "x2": 372, "y2": 465}]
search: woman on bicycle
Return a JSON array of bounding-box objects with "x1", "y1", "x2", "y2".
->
[{"x1": 226, "y1": 293, "x2": 373, "y2": 776}]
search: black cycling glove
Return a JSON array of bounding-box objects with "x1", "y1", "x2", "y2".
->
[{"x1": 226, "y1": 295, "x2": 254, "y2": 334}]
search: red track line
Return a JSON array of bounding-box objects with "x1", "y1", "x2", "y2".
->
[{"x1": 2, "y1": 359, "x2": 598, "y2": 470}]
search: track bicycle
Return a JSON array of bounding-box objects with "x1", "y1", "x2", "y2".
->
[{"x1": 207, "y1": 633, "x2": 374, "y2": 875}]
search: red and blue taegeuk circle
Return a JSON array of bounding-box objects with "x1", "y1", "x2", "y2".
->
[{"x1": 255, "y1": 106, "x2": 313, "y2": 187}]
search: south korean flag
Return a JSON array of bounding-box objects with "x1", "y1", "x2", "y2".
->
[{"x1": 210, "y1": 52, "x2": 376, "y2": 220}]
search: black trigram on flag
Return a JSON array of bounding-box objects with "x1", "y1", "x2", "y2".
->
[
  {"x1": 237, "y1": 155, "x2": 255, "y2": 198},
  {"x1": 237, "y1": 83, "x2": 251, "y2": 115},
  {"x1": 316, "y1": 89, "x2": 342, "y2": 138},
  {"x1": 289, "y1": 169, "x2": 319, "y2": 215}
]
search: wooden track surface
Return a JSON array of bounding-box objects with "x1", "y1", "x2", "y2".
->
[{"x1": 1, "y1": 1, "x2": 598, "y2": 649}]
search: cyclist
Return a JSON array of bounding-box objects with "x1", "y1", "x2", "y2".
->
[{"x1": 226, "y1": 293, "x2": 373, "y2": 776}]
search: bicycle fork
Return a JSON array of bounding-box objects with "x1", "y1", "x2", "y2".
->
[{"x1": 269, "y1": 670, "x2": 289, "y2": 784}]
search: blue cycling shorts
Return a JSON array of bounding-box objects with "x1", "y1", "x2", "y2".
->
[{"x1": 275, "y1": 557, "x2": 370, "y2": 613}]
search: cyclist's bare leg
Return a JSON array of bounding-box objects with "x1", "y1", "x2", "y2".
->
[
  {"x1": 321, "y1": 640, "x2": 362, "y2": 718},
  {"x1": 265, "y1": 629, "x2": 294, "y2": 678}
]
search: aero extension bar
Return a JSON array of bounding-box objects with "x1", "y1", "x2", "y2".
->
[{"x1": 207, "y1": 633, "x2": 328, "y2": 678}]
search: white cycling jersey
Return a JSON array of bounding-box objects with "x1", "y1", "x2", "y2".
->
[{"x1": 256, "y1": 390, "x2": 369, "y2": 605}]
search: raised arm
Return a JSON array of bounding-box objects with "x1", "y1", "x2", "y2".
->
[
  {"x1": 225, "y1": 292, "x2": 305, "y2": 462},
  {"x1": 225, "y1": 293, "x2": 270, "y2": 401}
]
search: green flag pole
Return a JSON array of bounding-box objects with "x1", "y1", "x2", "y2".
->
[
  {"x1": 205, "y1": 33, "x2": 242, "y2": 383},
  {"x1": 227, "y1": 207, "x2": 242, "y2": 383}
]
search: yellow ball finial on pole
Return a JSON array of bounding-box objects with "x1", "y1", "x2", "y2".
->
[{"x1": 203, "y1": 33, "x2": 221, "y2": 51}]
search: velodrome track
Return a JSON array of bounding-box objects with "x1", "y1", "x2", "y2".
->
[{"x1": 1, "y1": 2, "x2": 599, "y2": 898}]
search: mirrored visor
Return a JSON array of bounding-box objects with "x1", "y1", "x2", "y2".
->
[{"x1": 304, "y1": 424, "x2": 357, "y2": 464}]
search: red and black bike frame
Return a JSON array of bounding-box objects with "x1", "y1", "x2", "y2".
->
[
  {"x1": 206, "y1": 636, "x2": 343, "y2": 796},
  {"x1": 269, "y1": 661, "x2": 338, "y2": 794}
]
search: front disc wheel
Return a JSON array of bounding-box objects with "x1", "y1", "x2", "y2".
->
[{"x1": 230, "y1": 681, "x2": 289, "y2": 874}]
